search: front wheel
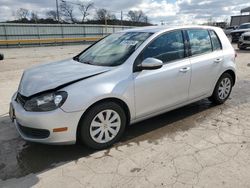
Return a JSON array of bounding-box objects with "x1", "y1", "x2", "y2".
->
[
  {"x1": 78, "y1": 101, "x2": 126, "y2": 149},
  {"x1": 209, "y1": 73, "x2": 233, "y2": 105}
]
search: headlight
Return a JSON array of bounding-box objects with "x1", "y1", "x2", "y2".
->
[{"x1": 24, "y1": 91, "x2": 68, "y2": 112}]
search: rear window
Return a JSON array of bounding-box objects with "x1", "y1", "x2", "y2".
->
[
  {"x1": 187, "y1": 29, "x2": 212, "y2": 56},
  {"x1": 209, "y1": 30, "x2": 222, "y2": 51}
]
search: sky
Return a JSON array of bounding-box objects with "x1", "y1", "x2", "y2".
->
[{"x1": 0, "y1": 0, "x2": 250, "y2": 25}]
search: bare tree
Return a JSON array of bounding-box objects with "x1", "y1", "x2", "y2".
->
[
  {"x1": 78, "y1": 1, "x2": 94, "y2": 22},
  {"x1": 206, "y1": 17, "x2": 214, "y2": 26},
  {"x1": 60, "y1": 1, "x2": 76, "y2": 23},
  {"x1": 127, "y1": 10, "x2": 148, "y2": 23},
  {"x1": 46, "y1": 10, "x2": 58, "y2": 21},
  {"x1": 95, "y1": 8, "x2": 116, "y2": 21},
  {"x1": 30, "y1": 11, "x2": 39, "y2": 22},
  {"x1": 16, "y1": 8, "x2": 29, "y2": 20}
]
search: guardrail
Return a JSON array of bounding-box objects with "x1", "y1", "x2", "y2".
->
[{"x1": 0, "y1": 37, "x2": 103, "y2": 46}]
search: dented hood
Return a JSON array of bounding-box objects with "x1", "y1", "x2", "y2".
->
[{"x1": 18, "y1": 59, "x2": 111, "y2": 97}]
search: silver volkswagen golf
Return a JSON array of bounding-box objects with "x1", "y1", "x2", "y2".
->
[{"x1": 10, "y1": 26, "x2": 236, "y2": 149}]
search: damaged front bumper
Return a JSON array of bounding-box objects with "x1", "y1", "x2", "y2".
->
[{"x1": 10, "y1": 92, "x2": 83, "y2": 145}]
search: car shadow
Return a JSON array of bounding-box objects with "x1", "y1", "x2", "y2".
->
[{"x1": 0, "y1": 99, "x2": 217, "y2": 181}]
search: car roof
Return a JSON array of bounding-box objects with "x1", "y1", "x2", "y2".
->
[
  {"x1": 120, "y1": 25, "x2": 220, "y2": 34},
  {"x1": 240, "y1": 23, "x2": 250, "y2": 25}
]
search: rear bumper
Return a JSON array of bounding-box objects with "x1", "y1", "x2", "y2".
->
[
  {"x1": 232, "y1": 35, "x2": 240, "y2": 42},
  {"x1": 231, "y1": 32, "x2": 244, "y2": 42},
  {"x1": 238, "y1": 38, "x2": 250, "y2": 48},
  {"x1": 11, "y1": 93, "x2": 84, "y2": 145}
]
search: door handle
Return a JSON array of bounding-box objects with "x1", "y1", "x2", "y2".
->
[
  {"x1": 214, "y1": 58, "x2": 223, "y2": 63},
  {"x1": 179, "y1": 67, "x2": 190, "y2": 73}
]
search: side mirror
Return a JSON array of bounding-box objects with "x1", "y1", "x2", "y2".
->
[
  {"x1": 138, "y1": 58, "x2": 163, "y2": 70},
  {"x1": 0, "y1": 53, "x2": 3, "y2": 61}
]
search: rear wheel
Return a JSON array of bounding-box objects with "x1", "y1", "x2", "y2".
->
[
  {"x1": 79, "y1": 101, "x2": 126, "y2": 149},
  {"x1": 0, "y1": 53, "x2": 3, "y2": 60},
  {"x1": 209, "y1": 73, "x2": 233, "y2": 105}
]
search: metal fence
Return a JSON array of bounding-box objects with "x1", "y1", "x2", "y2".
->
[
  {"x1": 0, "y1": 23, "x2": 134, "y2": 47},
  {"x1": 230, "y1": 15, "x2": 250, "y2": 26}
]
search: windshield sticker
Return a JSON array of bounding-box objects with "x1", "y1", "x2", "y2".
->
[{"x1": 120, "y1": 40, "x2": 138, "y2": 46}]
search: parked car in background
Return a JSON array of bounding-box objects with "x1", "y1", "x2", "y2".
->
[
  {"x1": 224, "y1": 26, "x2": 237, "y2": 36},
  {"x1": 231, "y1": 23, "x2": 250, "y2": 42},
  {"x1": 0, "y1": 53, "x2": 4, "y2": 60},
  {"x1": 10, "y1": 26, "x2": 236, "y2": 149},
  {"x1": 238, "y1": 32, "x2": 250, "y2": 50}
]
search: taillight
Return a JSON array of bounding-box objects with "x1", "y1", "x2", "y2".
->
[
  {"x1": 235, "y1": 50, "x2": 237, "y2": 58},
  {"x1": 233, "y1": 50, "x2": 237, "y2": 63}
]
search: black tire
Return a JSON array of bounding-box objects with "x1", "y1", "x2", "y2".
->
[
  {"x1": 209, "y1": 73, "x2": 233, "y2": 105},
  {"x1": 231, "y1": 39, "x2": 237, "y2": 43},
  {"x1": 0, "y1": 53, "x2": 3, "y2": 61},
  {"x1": 78, "y1": 101, "x2": 127, "y2": 150}
]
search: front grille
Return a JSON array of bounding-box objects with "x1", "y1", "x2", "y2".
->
[
  {"x1": 244, "y1": 36, "x2": 250, "y2": 41},
  {"x1": 16, "y1": 93, "x2": 28, "y2": 107},
  {"x1": 18, "y1": 124, "x2": 50, "y2": 139}
]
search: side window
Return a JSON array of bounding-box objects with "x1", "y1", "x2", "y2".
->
[
  {"x1": 187, "y1": 29, "x2": 212, "y2": 56},
  {"x1": 141, "y1": 31, "x2": 185, "y2": 63},
  {"x1": 209, "y1": 30, "x2": 222, "y2": 51}
]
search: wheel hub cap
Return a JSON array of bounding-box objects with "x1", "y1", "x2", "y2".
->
[
  {"x1": 90, "y1": 109, "x2": 121, "y2": 144},
  {"x1": 218, "y1": 78, "x2": 231, "y2": 100}
]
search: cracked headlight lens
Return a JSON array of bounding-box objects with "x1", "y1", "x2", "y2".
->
[{"x1": 24, "y1": 91, "x2": 68, "y2": 112}]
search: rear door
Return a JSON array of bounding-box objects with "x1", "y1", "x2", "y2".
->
[{"x1": 186, "y1": 29, "x2": 223, "y2": 99}]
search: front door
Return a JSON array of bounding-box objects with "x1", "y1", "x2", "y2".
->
[{"x1": 134, "y1": 30, "x2": 191, "y2": 119}]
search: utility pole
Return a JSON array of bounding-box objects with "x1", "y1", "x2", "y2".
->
[
  {"x1": 105, "y1": 15, "x2": 107, "y2": 34},
  {"x1": 56, "y1": 0, "x2": 60, "y2": 23},
  {"x1": 120, "y1": 11, "x2": 123, "y2": 26}
]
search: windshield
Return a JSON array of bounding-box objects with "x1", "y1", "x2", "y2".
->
[
  {"x1": 77, "y1": 32, "x2": 152, "y2": 66},
  {"x1": 238, "y1": 24, "x2": 250, "y2": 29}
]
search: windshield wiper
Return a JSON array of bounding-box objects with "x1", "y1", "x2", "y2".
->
[
  {"x1": 73, "y1": 57, "x2": 94, "y2": 65},
  {"x1": 82, "y1": 61, "x2": 95, "y2": 65},
  {"x1": 73, "y1": 56, "x2": 79, "y2": 62}
]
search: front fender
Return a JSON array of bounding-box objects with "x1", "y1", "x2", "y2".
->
[{"x1": 60, "y1": 72, "x2": 136, "y2": 121}]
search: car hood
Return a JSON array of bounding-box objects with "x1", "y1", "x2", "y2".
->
[
  {"x1": 18, "y1": 59, "x2": 112, "y2": 97},
  {"x1": 231, "y1": 29, "x2": 250, "y2": 34},
  {"x1": 242, "y1": 32, "x2": 250, "y2": 36}
]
